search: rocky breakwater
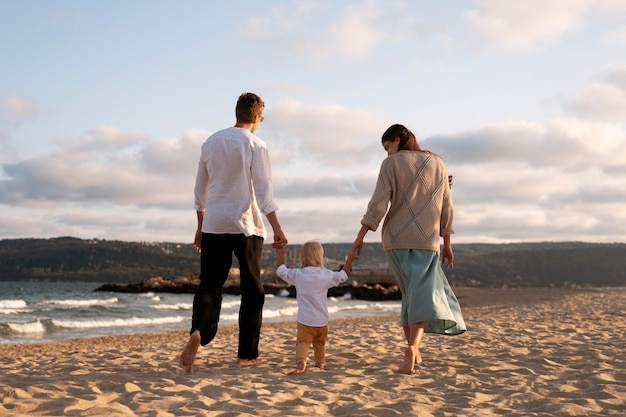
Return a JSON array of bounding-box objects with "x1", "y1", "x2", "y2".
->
[{"x1": 95, "y1": 274, "x2": 401, "y2": 301}]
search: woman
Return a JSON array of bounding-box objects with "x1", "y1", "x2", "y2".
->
[{"x1": 351, "y1": 124, "x2": 466, "y2": 374}]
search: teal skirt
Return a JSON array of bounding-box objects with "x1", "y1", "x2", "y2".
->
[{"x1": 386, "y1": 249, "x2": 466, "y2": 335}]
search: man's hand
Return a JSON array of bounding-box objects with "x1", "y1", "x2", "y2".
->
[{"x1": 193, "y1": 228, "x2": 202, "y2": 253}]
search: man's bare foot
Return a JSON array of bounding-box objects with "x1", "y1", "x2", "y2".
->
[
  {"x1": 179, "y1": 331, "x2": 201, "y2": 373},
  {"x1": 295, "y1": 360, "x2": 306, "y2": 374},
  {"x1": 398, "y1": 346, "x2": 416, "y2": 375},
  {"x1": 237, "y1": 357, "x2": 267, "y2": 366}
]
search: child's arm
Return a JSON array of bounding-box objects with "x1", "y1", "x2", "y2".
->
[
  {"x1": 341, "y1": 250, "x2": 356, "y2": 275},
  {"x1": 275, "y1": 246, "x2": 286, "y2": 268}
]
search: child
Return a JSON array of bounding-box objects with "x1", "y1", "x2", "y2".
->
[{"x1": 275, "y1": 241, "x2": 355, "y2": 374}]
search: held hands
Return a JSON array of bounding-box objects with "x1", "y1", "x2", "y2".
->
[
  {"x1": 350, "y1": 238, "x2": 364, "y2": 260},
  {"x1": 272, "y1": 228, "x2": 288, "y2": 249},
  {"x1": 274, "y1": 244, "x2": 286, "y2": 267}
]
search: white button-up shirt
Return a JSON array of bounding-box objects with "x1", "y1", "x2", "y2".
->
[{"x1": 194, "y1": 126, "x2": 279, "y2": 239}]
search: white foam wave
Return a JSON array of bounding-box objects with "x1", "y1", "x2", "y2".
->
[
  {"x1": 151, "y1": 303, "x2": 192, "y2": 310},
  {"x1": 7, "y1": 320, "x2": 46, "y2": 334},
  {"x1": 0, "y1": 300, "x2": 28, "y2": 309},
  {"x1": 40, "y1": 298, "x2": 119, "y2": 307},
  {"x1": 263, "y1": 306, "x2": 299, "y2": 319},
  {"x1": 139, "y1": 292, "x2": 160, "y2": 301},
  {"x1": 222, "y1": 299, "x2": 241, "y2": 309},
  {"x1": 51, "y1": 315, "x2": 187, "y2": 329},
  {"x1": 0, "y1": 308, "x2": 34, "y2": 315}
]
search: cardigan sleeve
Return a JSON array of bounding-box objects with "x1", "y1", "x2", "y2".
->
[{"x1": 360, "y1": 159, "x2": 392, "y2": 232}]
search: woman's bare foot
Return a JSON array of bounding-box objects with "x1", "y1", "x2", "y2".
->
[
  {"x1": 295, "y1": 360, "x2": 307, "y2": 374},
  {"x1": 415, "y1": 349, "x2": 423, "y2": 365},
  {"x1": 179, "y1": 331, "x2": 201, "y2": 373},
  {"x1": 237, "y1": 357, "x2": 267, "y2": 366},
  {"x1": 398, "y1": 346, "x2": 416, "y2": 375}
]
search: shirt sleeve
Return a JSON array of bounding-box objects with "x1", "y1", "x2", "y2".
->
[
  {"x1": 194, "y1": 153, "x2": 210, "y2": 211},
  {"x1": 276, "y1": 264, "x2": 297, "y2": 286},
  {"x1": 332, "y1": 270, "x2": 349, "y2": 286}
]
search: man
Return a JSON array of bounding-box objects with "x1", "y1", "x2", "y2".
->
[{"x1": 180, "y1": 92, "x2": 287, "y2": 372}]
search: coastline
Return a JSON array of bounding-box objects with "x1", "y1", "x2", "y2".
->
[{"x1": 1, "y1": 287, "x2": 625, "y2": 416}]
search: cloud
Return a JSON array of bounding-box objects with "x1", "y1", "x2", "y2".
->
[
  {"x1": 466, "y1": 0, "x2": 598, "y2": 51},
  {"x1": 243, "y1": 0, "x2": 397, "y2": 64},
  {"x1": 266, "y1": 100, "x2": 389, "y2": 167},
  {"x1": 427, "y1": 118, "x2": 626, "y2": 171},
  {"x1": 565, "y1": 66, "x2": 626, "y2": 121},
  {"x1": 0, "y1": 95, "x2": 37, "y2": 159},
  {"x1": 0, "y1": 127, "x2": 204, "y2": 209},
  {"x1": 51, "y1": 126, "x2": 149, "y2": 152},
  {"x1": 274, "y1": 174, "x2": 375, "y2": 199},
  {"x1": 1, "y1": 95, "x2": 37, "y2": 119},
  {"x1": 2, "y1": 80, "x2": 626, "y2": 244},
  {"x1": 140, "y1": 128, "x2": 209, "y2": 175}
]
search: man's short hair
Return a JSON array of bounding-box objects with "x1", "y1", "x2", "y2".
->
[{"x1": 236, "y1": 92, "x2": 264, "y2": 123}]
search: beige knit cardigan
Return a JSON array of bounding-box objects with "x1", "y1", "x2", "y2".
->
[{"x1": 360, "y1": 150, "x2": 454, "y2": 252}]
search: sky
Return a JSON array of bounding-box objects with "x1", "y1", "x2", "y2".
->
[{"x1": 1, "y1": 0, "x2": 626, "y2": 246}]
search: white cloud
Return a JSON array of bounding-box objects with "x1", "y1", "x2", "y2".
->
[
  {"x1": 51, "y1": 126, "x2": 149, "y2": 152},
  {"x1": 565, "y1": 66, "x2": 626, "y2": 121},
  {"x1": 466, "y1": 0, "x2": 595, "y2": 51},
  {"x1": 429, "y1": 118, "x2": 626, "y2": 170},
  {"x1": 0, "y1": 127, "x2": 205, "y2": 209},
  {"x1": 1, "y1": 95, "x2": 37, "y2": 119},
  {"x1": 567, "y1": 83, "x2": 626, "y2": 120},
  {"x1": 243, "y1": 0, "x2": 398, "y2": 64},
  {"x1": 266, "y1": 100, "x2": 389, "y2": 167}
]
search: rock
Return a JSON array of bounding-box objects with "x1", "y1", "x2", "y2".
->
[{"x1": 94, "y1": 275, "x2": 401, "y2": 301}]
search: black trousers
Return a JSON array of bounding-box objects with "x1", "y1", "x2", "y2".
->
[{"x1": 191, "y1": 233, "x2": 265, "y2": 359}]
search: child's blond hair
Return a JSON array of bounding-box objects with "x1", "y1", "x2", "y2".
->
[{"x1": 300, "y1": 241, "x2": 324, "y2": 268}]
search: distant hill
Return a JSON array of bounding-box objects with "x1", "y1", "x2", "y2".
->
[{"x1": 0, "y1": 237, "x2": 625, "y2": 288}]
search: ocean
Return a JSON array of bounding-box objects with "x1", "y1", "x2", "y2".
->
[{"x1": 0, "y1": 281, "x2": 401, "y2": 345}]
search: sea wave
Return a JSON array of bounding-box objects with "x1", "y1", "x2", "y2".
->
[
  {"x1": 5, "y1": 320, "x2": 46, "y2": 334},
  {"x1": 0, "y1": 299, "x2": 30, "y2": 315},
  {"x1": 0, "y1": 300, "x2": 28, "y2": 309},
  {"x1": 151, "y1": 303, "x2": 193, "y2": 310},
  {"x1": 39, "y1": 298, "x2": 119, "y2": 308},
  {"x1": 51, "y1": 315, "x2": 187, "y2": 330}
]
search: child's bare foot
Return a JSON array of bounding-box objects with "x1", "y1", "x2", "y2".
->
[
  {"x1": 295, "y1": 360, "x2": 306, "y2": 374},
  {"x1": 398, "y1": 346, "x2": 416, "y2": 375},
  {"x1": 179, "y1": 331, "x2": 201, "y2": 373},
  {"x1": 237, "y1": 357, "x2": 266, "y2": 366}
]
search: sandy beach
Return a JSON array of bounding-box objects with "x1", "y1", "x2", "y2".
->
[{"x1": 1, "y1": 287, "x2": 625, "y2": 416}]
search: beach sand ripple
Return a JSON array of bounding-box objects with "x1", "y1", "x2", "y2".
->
[{"x1": 1, "y1": 288, "x2": 625, "y2": 416}]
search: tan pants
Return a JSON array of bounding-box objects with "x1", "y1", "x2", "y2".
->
[{"x1": 296, "y1": 322, "x2": 328, "y2": 367}]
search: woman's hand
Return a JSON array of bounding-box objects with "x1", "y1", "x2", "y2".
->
[{"x1": 441, "y1": 245, "x2": 454, "y2": 269}]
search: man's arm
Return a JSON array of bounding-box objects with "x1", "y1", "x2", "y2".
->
[
  {"x1": 265, "y1": 210, "x2": 287, "y2": 248},
  {"x1": 194, "y1": 211, "x2": 204, "y2": 253}
]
